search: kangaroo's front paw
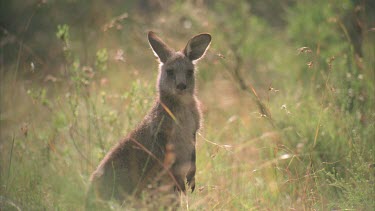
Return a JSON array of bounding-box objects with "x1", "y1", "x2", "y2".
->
[
  {"x1": 186, "y1": 176, "x2": 195, "y2": 192},
  {"x1": 173, "y1": 177, "x2": 186, "y2": 193}
]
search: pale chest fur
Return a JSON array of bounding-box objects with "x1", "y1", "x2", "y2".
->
[
  {"x1": 172, "y1": 105, "x2": 197, "y2": 136},
  {"x1": 167, "y1": 101, "x2": 199, "y2": 175}
]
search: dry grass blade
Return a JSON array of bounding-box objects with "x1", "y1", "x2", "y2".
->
[{"x1": 160, "y1": 101, "x2": 179, "y2": 125}]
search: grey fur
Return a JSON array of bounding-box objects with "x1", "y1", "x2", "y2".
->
[{"x1": 86, "y1": 31, "x2": 211, "y2": 208}]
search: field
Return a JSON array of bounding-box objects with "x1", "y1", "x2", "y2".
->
[{"x1": 1, "y1": 0, "x2": 374, "y2": 210}]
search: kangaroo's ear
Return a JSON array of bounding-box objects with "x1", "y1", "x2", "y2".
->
[
  {"x1": 148, "y1": 31, "x2": 173, "y2": 63},
  {"x1": 183, "y1": 33, "x2": 211, "y2": 61}
]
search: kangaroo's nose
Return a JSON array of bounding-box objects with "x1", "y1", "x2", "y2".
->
[{"x1": 176, "y1": 83, "x2": 187, "y2": 91}]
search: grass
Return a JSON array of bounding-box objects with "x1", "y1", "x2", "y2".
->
[{"x1": 1, "y1": 0, "x2": 374, "y2": 210}]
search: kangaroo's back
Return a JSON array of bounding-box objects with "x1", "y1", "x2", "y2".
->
[{"x1": 86, "y1": 31, "x2": 211, "y2": 209}]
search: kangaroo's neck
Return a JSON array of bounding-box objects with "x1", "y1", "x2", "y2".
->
[{"x1": 158, "y1": 92, "x2": 197, "y2": 110}]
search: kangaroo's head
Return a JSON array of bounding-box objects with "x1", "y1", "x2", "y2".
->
[{"x1": 148, "y1": 31, "x2": 211, "y2": 100}]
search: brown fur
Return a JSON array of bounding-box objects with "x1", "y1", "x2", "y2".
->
[{"x1": 86, "y1": 31, "x2": 211, "y2": 209}]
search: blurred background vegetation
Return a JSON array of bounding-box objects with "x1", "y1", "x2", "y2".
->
[{"x1": 1, "y1": 0, "x2": 374, "y2": 210}]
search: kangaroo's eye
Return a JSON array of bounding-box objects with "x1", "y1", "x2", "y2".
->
[
  {"x1": 166, "y1": 69, "x2": 174, "y2": 77},
  {"x1": 187, "y1": 69, "x2": 194, "y2": 77}
]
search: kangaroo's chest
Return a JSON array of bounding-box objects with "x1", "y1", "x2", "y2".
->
[
  {"x1": 168, "y1": 106, "x2": 197, "y2": 161},
  {"x1": 172, "y1": 106, "x2": 196, "y2": 139}
]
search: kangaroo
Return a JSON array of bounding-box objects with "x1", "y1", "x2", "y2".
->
[{"x1": 86, "y1": 31, "x2": 211, "y2": 209}]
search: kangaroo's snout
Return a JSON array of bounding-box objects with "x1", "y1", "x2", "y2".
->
[{"x1": 176, "y1": 83, "x2": 187, "y2": 91}]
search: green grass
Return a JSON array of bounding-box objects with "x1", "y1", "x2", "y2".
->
[{"x1": 1, "y1": 0, "x2": 374, "y2": 210}]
